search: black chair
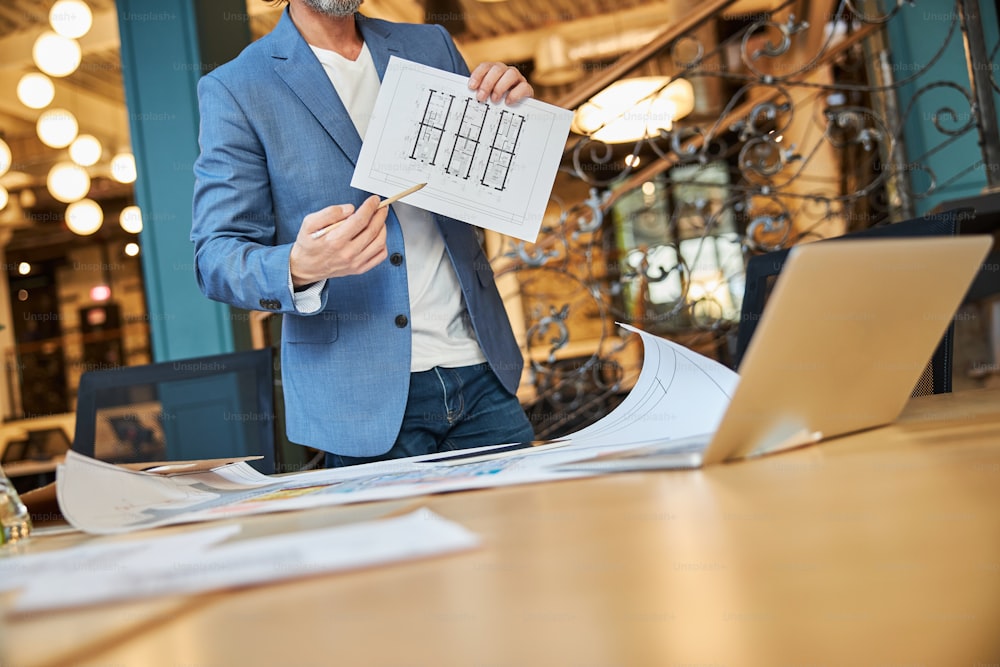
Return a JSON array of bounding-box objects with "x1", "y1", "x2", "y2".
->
[
  {"x1": 72, "y1": 348, "x2": 277, "y2": 473},
  {"x1": 735, "y1": 211, "x2": 962, "y2": 396}
]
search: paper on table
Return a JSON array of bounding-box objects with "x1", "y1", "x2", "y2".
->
[
  {"x1": 55, "y1": 452, "x2": 299, "y2": 534},
  {"x1": 351, "y1": 56, "x2": 572, "y2": 243},
  {"x1": 13, "y1": 509, "x2": 478, "y2": 613},
  {"x1": 55, "y1": 453, "x2": 284, "y2": 535},
  {"x1": 561, "y1": 323, "x2": 739, "y2": 447},
  {"x1": 53, "y1": 325, "x2": 739, "y2": 535},
  {"x1": 0, "y1": 523, "x2": 240, "y2": 594},
  {"x1": 54, "y1": 449, "x2": 590, "y2": 535}
]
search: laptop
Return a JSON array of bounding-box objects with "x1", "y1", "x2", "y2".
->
[
  {"x1": 72, "y1": 348, "x2": 277, "y2": 474},
  {"x1": 558, "y1": 235, "x2": 993, "y2": 471}
]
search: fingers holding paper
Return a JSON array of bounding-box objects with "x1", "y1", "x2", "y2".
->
[
  {"x1": 290, "y1": 196, "x2": 388, "y2": 286},
  {"x1": 468, "y1": 62, "x2": 534, "y2": 105}
]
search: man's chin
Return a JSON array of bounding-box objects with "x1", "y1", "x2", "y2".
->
[{"x1": 301, "y1": 0, "x2": 363, "y2": 18}]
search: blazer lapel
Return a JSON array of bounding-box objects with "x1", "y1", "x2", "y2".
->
[
  {"x1": 267, "y1": 9, "x2": 362, "y2": 164},
  {"x1": 356, "y1": 16, "x2": 401, "y2": 81}
]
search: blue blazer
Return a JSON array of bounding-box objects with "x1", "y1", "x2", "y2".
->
[{"x1": 191, "y1": 11, "x2": 524, "y2": 456}]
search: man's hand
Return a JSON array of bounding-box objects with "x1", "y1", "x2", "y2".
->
[
  {"x1": 289, "y1": 195, "x2": 388, "y2": 287},
  {"x1": 468, "y1": 62, "x2": 534, "y2": 105}
]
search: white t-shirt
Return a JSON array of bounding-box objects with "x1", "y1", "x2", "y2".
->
[{"x1": 303, "y1": 43, "x2": 487, "y2": 371}]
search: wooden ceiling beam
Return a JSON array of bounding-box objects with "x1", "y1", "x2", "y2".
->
[
  {"x1": 552, "y1": 0, "x2": 744, "y2": 110},
  {"x1": 456, "y1": 2, "x2": 691, "y2": 66}
]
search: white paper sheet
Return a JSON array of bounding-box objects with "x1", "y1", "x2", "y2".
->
[
  {"x1": 13, "y1": 509, "x2": 478, "y2": 613},
  {"x1": 352, "y1": 56, "x2": 572, "y2": 242},
  {"x1": 55, "y1": 453, "x2": 287, "y2": 535},
  {"x1": 0, "y1": 524, "x2": 240, "y2": 594},
  {"x1": 563, "y1": 323, "x2": 739, "y2": 446},
  {"x1": 54, "y1": 449, "x2": 590, "y2": 535}
]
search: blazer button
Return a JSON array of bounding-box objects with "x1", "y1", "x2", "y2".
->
[
  {"x1": 390, "y1": 252, "x2": 403, "y2": 266},
  {"x1": 395, "y1": 314, "x2": 408, "y2": 328}
]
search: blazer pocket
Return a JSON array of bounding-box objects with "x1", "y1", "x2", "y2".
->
[{"x1": 284, "y1": 312, "x2": 339, "y2": 344}]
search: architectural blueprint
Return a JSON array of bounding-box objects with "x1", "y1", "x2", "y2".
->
[{"x1": 352, "y1": 57, "x2": 573, "y2": 242}]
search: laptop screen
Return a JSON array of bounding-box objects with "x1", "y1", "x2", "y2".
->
[{"x1": 72, "y1": 348, "x2": 276, "y2": 474}]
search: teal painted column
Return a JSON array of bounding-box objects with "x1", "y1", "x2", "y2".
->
[
  {"x1": 886, "y1": 0, "x2": 1000, "y2": 215},
  {"x1": 116, "y1": 0, "x2": 251, "y2": 361}
]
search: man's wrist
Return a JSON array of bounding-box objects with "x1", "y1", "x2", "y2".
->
[{"x1": 289, "y1": 243, "x2": 315, "y2": 288}]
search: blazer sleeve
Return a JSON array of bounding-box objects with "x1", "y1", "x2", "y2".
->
[{"x1": 191, "y1": 73, "x2": 325, "y2": 315}]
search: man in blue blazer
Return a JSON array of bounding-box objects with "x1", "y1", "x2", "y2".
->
[{"x1": 191, "y1": 0, "x2": 536, "y2": 464}]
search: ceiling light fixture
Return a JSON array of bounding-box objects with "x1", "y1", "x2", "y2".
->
[
  {"x1": 69, "y1": 134, "x2": 102, "y2": 166},
  {"x1": 65, "y1": 198, "x2": 104, "y2": 235},
  {"x1": 32, "y1": 31, "x2": 82, "y2": 77},
  {"x1": 47, "y1": 162, "x2": 91, "y2": 203},
  {"x1": 0, "y1": 138, "x2": 11, "y2": 176},
  {"x1": 36, "y1": 108, "x2": 79, "y2": 148},
  {"x1": 119, "y1": 205, "x2": 143, "y2": 233},
  {"x1": 16, "y1": 72, "x2": 56, "y2": 109},
  {"x1": 572, "y1": 77, "x2": 695, "y2": 144},
  {"x1": 111, "y1": 152, "x2": 137, "y2": 184},
  {"x1": 49, "y1": 0, "x2": 93, "y2": 39}
]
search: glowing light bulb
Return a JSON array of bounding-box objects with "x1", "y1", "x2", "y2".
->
[
  {"x1": 49, "y1": 0, "x2": 93, "y2": 39},
  {"x1": 65, "y1": 198, "x2": 104, "y2": 235},
  {"x1": 32, "y1": 31, "x2": 82, "y2": 77}
]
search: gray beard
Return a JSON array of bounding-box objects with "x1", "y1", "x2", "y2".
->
[{"x1": 301, "y1": 0, "x2": 362, "y2": 17}]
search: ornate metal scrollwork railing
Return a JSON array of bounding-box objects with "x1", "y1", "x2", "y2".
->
[{"x1": 492, "y1": 0, "x2": 999, "y2": 438}]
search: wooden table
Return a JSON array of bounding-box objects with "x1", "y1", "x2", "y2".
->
[{"x1": 3, "y1": 389, "x2": 1000, "y2": 666}]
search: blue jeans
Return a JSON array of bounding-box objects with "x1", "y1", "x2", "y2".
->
[{"x1": 326, "y1": 363, "x2": 535, "y2": 467}]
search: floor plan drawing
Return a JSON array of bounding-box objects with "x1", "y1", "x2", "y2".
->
[
  {"x1": 409, "y1": 92, "x2": 515, "y2": 188},
  {"x1": 481, "y1": 109, "x2": 525, "y2": 191},
  {"x1": 409, "y1": 89, "x2": 454, "y2": 166},
  {"x1": 443, "y1": 97, "x2": 488, "y2": 180},
  {"x1": 353, "y1": 57, "x2": 573, "y2": 243}
]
